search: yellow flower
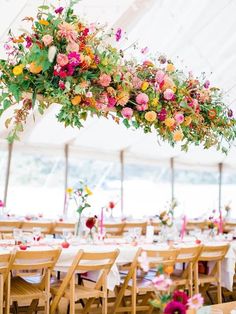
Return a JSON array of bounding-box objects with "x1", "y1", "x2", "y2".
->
[
  {"x1": 71, "y1": 95, "x2": 81, "y2": 106},
  {"x1": 164, "y1": 117, "x2": 175, "y2": 127},
  {"x1": 12, "y1": 64, "x2": 23, "y2": 76},
  {"x1": 141, "y1": 81, "x2": 149, "y2": 91},
  {"x1": 173, "y1": 130, "x2": 184, "y2": 141},
  {"x1": 66, "y1": 187, "x2": 73, "y2": 194},
  {"x1": 184, "y1": 116, "x2": 192, "y2": 126},
  {"x1": 85, "y1": 186, "x2": 92, "y2": 195},
  {"x1": 101, "y1": 58, "x2": 108, "y2": 66},
  {"x1": 39, "y1": 19, "x2": 49, "y2": 26},
  {"x1": 166, "y1": 63, "x2": 175, "y2": 72},
  {"x1": 151, "y1": 98, "x2": 158, "y2": 106},
  {"x1": 145, "y1": 111, "x2": 157, "y2": 122}
]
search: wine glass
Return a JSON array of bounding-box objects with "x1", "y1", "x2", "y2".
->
[
  {"x1": 13, "y1": 228, "x2": 22, "y2": 245},
  {"x1": 32, "y1": 227, "x2": 41, "y2": 243}
]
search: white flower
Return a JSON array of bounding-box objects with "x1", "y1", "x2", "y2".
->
[{"x1": 48, "y1": 46, "x2": 57, "y2": 62}]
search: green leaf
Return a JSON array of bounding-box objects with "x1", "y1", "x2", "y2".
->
[
  {"x1": 3, "y1": 99, "x2": 11, "y2": 110},
  {"x1": 123, "y1": 119, "x2": 130, "y2": 128},
  {"x1": 38, "y1": 5, "x2": 49, "y2": 10},
  {"x1": 32, "y1": 90, "x2": 37, "y2": 108},
  {"x1": 9, "y1": 84, "x2": 20, "y2": 102}
]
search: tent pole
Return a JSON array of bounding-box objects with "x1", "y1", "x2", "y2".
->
[
  {"x1": 63, "y1": 144, "x2": 69, "y2": 217},
  {"x1": 170, "y1": 157, "x2": 175, "y2": 202},
  {"x1": 120, "y1": 150, "x2": 124, "y2": 216},
  {"x1": 3, "y1": 143, "x2": 13, "y2": 206},
  {"x1": 218, "y1": 162, "x2": 223, "y2": 213}
]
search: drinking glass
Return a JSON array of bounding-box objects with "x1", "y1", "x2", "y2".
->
[
  {"x1": 32, "y1": 227, "x2": 41, "y2": 242},
  {"x1": 13, "y1": 228, "x2": 22, "y2": 244}
]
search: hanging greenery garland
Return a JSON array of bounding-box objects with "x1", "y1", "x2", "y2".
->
[{"x1": 0, "y1": 3, "x2": 235, "y2": 152}]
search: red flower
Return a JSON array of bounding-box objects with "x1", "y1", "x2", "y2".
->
[
  {"x1": 164, "y1": 301, "x2": 186, "y2": 314},
  {"x1": 108, "y1": 201, "x2": 115, "y2": 209},
  {"x1": 173, "y1": 290, "x2": 189, "y2": 306},
  {"x1": 86, "y1": 217, "x2": 96, "y2": 229}
]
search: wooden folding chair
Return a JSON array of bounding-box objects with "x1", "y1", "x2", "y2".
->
[
  {"x1": 194, "y1": 244, "x2": 229, "y2": 304},
  {"x1": 0, "y1": 252, "x2": 15, "y2": 314},
  {"x1": 51, "y1": 249, "x2": 119, "y2": 314},
  {"x1": 123, "y1": 222, "x2": 147, "y2": 236},
  {"x1": 224, "y1": 222, "x2": 236, "y2": 233},
  {"x1": 111, "y1": 248, "x2": 142, "y2": 314},
  {"x1": 150, "y1": 220, "x2": 161, "y2": 235},
  {"x1": 186, "y1": 221, "x2": 207, "y2": 232},
  {"x1": 0, "y1": 221, "x2": 22, "y2": 234},
  {"x1": 52, "y1": 221, "x2": 76, "y2": 237},
  {"x1": 104, "y1": 223, "x2": 125, "y2": 237},
  {"x1": 8, "y1": 248, "x2": 61, "y2": 314},
  {"x1": 21, "y1": 221, "x2": 53, "y2": 235},
  {"x1": 170, "y1": 245, "x2": 203, "y2": 296}
]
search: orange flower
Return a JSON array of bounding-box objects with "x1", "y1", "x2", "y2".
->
[
  {"x1": 166, "y1": 63, "x2": 175, "y2": 72},
  {"x1": 164, "y1": 117, "x2": 175, "y2": 128},
  {"x1": 173, "y1": 130, "x2": 184, "y2": 141},
  {"x1": 208, "y1": 109, "x2": 217, "y2": 119},
  {"x1": 184, "y1": 116, "x2": 192, "y2": 126},
  {"x1": 145, "y1": 111, "x2": 157, "y2": 122},
  {"x1": 71, "y1": 95, "x2": 82, "y2": 106},
  {"x1": 29, "y1": 62, "x2": 42, "y2": 74},
  {"x1": 12, "y1": 36, "x2": 24, "y2": 43},
  {"x1": 39, "y1": 19, "x2": 49, "y2": 26},
  {"x1": 164, "y1": 265, "x2": 174, "y2": 275},
  {"x1": 116, "y1": 91, "x2": 130, "y2": 106}
]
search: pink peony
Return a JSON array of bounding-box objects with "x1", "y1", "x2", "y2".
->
[
  {"x1": 121, "y1": 107, "x2": 133, "y2": 119},
  {"x1": 42, "y1": 34, "x2": 53, "y2": 46},
  {"x1": 164, "y1": 301, "x2": 186, "y2": 314},
  {"x1": 136, "y1": 103, "x2": 148, "y2": 111},
  {"x1": 155, "y1": 70, "x2": 165, "y2": 83},
  {"x1": 108, "y1": 97, "x2": 116, "y2": 107},
  {"x1": 132, "y1": 76, "x2": 142, "y2": 89},
  {"x1": 136, "y1": 93, "x2": 149, "y2": 105},
  {"x1": 163, "y1": 88, "x2": 174, "y2": 100},
  {"x1": 152, "y1": 274, "x2": 173, "y2": 291},
  {"x1": 174, "y1": 112, "x2": 184, "y2": 124},
  {"x1": 58, "y1": 22, "x2": 77, "y2": 42},
  {"x1": 56, "y1": 53, "x2": 69, "y2": 67},
  {"x1": 66, "y1": 41, "x2": 79, "y2": 52},
  {"x1": 98, "y1": 74, "x2": 111, "y2": 87}
]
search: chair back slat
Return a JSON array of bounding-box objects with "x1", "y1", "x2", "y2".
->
[
  {"x1": 176, "y1": 245, "x2": 203, "y2": 263},
  {"x1": 198, "y1": 244, "x2": 229, "y2": 262},
  {"x1": 104, "y1": 222, "x2": 125, "y2": 236},
  {"x1": 21, "y1": 221, "x2": 53, "y2": 234},
  {"x1": 124, "y1": 222, "x2": 147, "y2": 235},
  {"x1": 141, "y1": 248, "x2": 179, "y2": 267},
  {"x1": 0, "y1": 221, "x2": 22, "y2": 233},
  {"x1": 52, "y1": 222, "x2": 76, "y2": 235}
]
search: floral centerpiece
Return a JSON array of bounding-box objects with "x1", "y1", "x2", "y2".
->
[
  {"x1": 138, "y1": 253, "x2": 204, "y2": 313},
  {"x1": 66, "y1": 181, "x2": 92, "y2": 236},
  {"x1": 0, "y1": 2, "x2": 235, "y2": 152}
]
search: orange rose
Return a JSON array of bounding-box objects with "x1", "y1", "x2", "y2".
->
[
  {"x1": 29, "y1": 62, "x2": 42, "y2": 74},
  {"x1": 164, "y1": 117, "x2": 175, "y2": 128},
  {"x1": 116, "y1": 91, "x2": 129, "y2": 106},
  {"x1": 71, "y1": 95, "x2": 82, "y2": 106},
  {"x1": 145, "y1": 111, "x2": 157, "y2": 122},
  {"x1": 173, "y1": 130, "x2": 184, "y2": 141}
]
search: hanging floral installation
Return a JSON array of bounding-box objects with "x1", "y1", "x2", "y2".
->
[{"x1": 0, "y1": 2, "x2": 235, "y2": 152}]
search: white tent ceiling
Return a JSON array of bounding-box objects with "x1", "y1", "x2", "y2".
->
[{"x1": 0, "y1": 0, "x2": 236, "y2": 169}]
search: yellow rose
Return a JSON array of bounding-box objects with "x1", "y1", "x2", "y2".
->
[
  {"x1": 85, "y1": 186, "x2": 92, "y2": 195},
  {"x1": 141, "y1": 81, "x2": 149, "y2": 91},
  {"x1": 152, "y1": 98, "x2": 158, "y2": 106},
  {"x1": 173, "y1": 130, "x2": 184, "y2": 141},
  {"x1": 39, "y1": 19, "x2": 49, "y2": 26},
  {"x1": 13, "y1": 64, "x2": 23, "y2": 76},
  {"x1": 164, "y1": 117, "x2": 175, "y2": 127},
  {"x1": 145, "y1": 111, "x2": 157, "y2": 122},
  {"x1": 166, "y1": 63, "x2": 175, "y2": 72},
  {"x1": 184, "y1": 116, "x2": 192, "y2": 126}
]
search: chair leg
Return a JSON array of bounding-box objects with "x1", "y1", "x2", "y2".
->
[
  {"x1": 45, "y1": 298, "x2": 50, "y2": 314},
  {"x1": 102, "y1": 296, "x2": 107, "y2": 314}
]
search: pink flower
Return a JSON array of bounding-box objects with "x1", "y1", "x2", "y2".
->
[
  {"x1": 108, "y1": 97, "x2": 116, "y2": 107},
  {"x1": 42, "y1": 34, "x2": 53, "y2": 46},
  {"x1": 68, "y1": 52, "x2": 80, "y2": 67},
  {"x1": 163, "y1": 88, "x2": 174, "y2": 100},
  {"x1": 0, "y1": 200, "x2": 4, "y2": 207},
  {"x1": 58, "y1": 22, "x2": 77, "y2": 42},
  {"x1": 174, "y1": 112, "x2": 184, "y2": 124},
  {"x1": 132, "y1": 76, "x2": 142, "y2": 89},
  {"x1": 203, "y1": 80, "x2": 210, "y2": 89},
  {"x1": 136, "y1": 103, "x2": 148, "y2": 111},
  {"x1": 89, "y1": 23, "x2": 96, "y2": 33},
  {"x1": 173, "y1": 290, "x2": 189, "y2": 305},
  {"x1": 55, "y1": 7, "x2": 64, "y2": 14},
  {"x1": 164, "y1": 301, "x2": 186, "y2": 314},
  {"x1": 155, "y1": 70, "x2": 165, "y2": 83},
  {"x1": 98, "y1": 74, "x2": 111, "y2": 87},
  {"x1": 58, "y1": 80, "x2": 65, "y2": 90},
  {"x1": 121, "y1": 107, "x2": 133, "y2": 119},
  {"x1": 187, "y1": 294, "x2": 204, "y2": 310},
  {"x1": 152, "y1": 274, "x2": 173, "y2": 291},
  {"x1": 25, "y1": 36, "x2": 32, "y2": 48},
  {"x1": 86, "y1": 91, "x2": 93, "y2": 98},
  {"x1": 138, "y1": 252, "x2": 149, "y2": 272},
  {"x1": 115, "y1": 28, "x2": 122, "y2": 42},
  {"x1": 136, "y1": 93, "x2": 149, "y2": 105},
  {"x1": 158, "y1": 108, "x2": 167, "y2": 121},
  {"x1": 56, "y1": 53, "x2": 69, "y2": 67},
  {"x1": 66, "y1": 41, "x2": 79, "y2": 52}
]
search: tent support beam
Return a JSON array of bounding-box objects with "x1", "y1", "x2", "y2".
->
[
  {"x1": 218, "y1": 162, "x2": 223, "y2": 213},
  {"x1": 3, "y1": 143, "x2": 13, "y2": 206},
  {"x1": 63, "y1": 144, "x2": 69, "y2": 217},
  {"x1": 170, "y1": 157, "x2": 175, "y2": 202},
  {"x1": 120, "y1": 150, "x2": 124, "y2": 216}
]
